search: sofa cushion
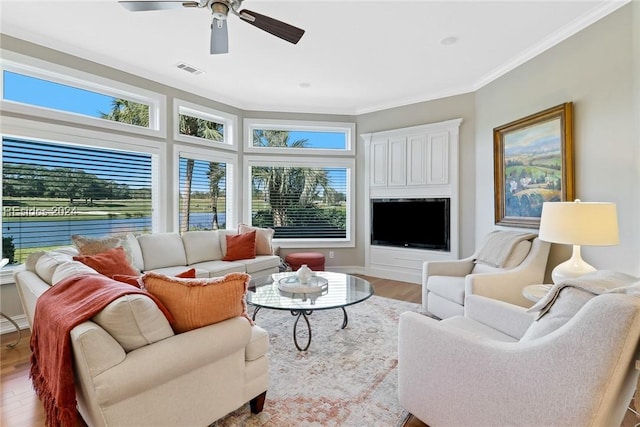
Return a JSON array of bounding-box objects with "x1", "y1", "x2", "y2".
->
[
  {"x1": 142, "y1": 271, "x2": 252, "y2": 333},
  {"x1": 181, "y1": 230, "x2": 224, "y2": 265},
  {"x1": 234, "y1": 255, "x2": 280, "y2": 274},
  {"x1": 238, "y1": 224, "x2": 275, "y2": 255},
  {"x1": 52, "y1": 261, "x2": 99, "y2": 285},
  {"x1": 223, "y1": 231, "x2": 256, "y2": 261},
  {"x1": 189, "y1": 260, "x2": 246, "y2": 277},
  {"x1": 137, "y1": 233, "x2": 187, "y2": 270},
  {"x1": 441, "y1": 316, "x2": 519, "y2": 343},
  {"x1": 73, "y1": 246, "x2": 139, "y2": 277},
  {"x1": 35, "y1": 251, "x2": 75, "y2": 284},
  {"x1": 92, "y1": 293, "x2": 175, "y2": 352}
]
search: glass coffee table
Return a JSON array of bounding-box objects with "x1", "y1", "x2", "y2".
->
[{"x1": 247, "y1": 271, "x2": 374, "y2": 351}]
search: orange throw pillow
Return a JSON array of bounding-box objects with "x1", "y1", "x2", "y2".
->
[
  {"x1": 223, "y1": 230, "x2": 256, "y2": 261},
  {"x1": 73, "y1": 246, "x2": 139, "y2": 277},
  {"x1": 112, "y1": 268, "x2": 197, "y2": 288},
  {"x1": 142, "y1": 272, "x2": 252, "y2": 333}
]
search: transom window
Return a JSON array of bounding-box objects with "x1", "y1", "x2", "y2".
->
[
  {"x1": 1, "y1": 57, "x2": 165, "y2": 137},
  {"x1": 3, "y1": 71, "x2": 150, "y2": 127},
  {"x1": 244, "y1": 118, "x2": 355, "y2": 156},
  {"x1": 174, "y1": 99, "x2": 237, "y2": 148}
]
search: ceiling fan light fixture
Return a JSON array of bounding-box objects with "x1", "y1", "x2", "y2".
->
[
  {"x1": 211, "y1": 2, "x2": 229, "y2": 20},
  {"x1": 119, "y1": 0, "x2": 305, "y2": 53}
]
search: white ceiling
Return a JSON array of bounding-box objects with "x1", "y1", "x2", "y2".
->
[{"x1": 0, "y1": 0, "x2": 630, "y2": 115}]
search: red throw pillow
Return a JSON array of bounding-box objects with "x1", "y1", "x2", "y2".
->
[
  {"x1": 73, "y1": 246, "x2": 138, "y2": 277},
  {"x1": 112, "y1": 268, "x2": 197, "y2": 288},
  {"x1": 223, "y1": 231, "x2": 256, "y2": 261}
]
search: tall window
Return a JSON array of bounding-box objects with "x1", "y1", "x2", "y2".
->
[
  {"x1": 179, "y1": 157, "x2": 227, "y2": 232},
  {"x1": 244, "y1": 120, "x2": 355, "y2": 246},
  {"x1": 2, "y1": 137, "x2": 153, "y2": 264},
  {"x1": 249, "y1": 163, "x2": 349, "y2": 239}
]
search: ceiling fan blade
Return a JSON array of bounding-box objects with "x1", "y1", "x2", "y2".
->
[
  {"x1": 119, "y1": 1, "x2": 198, "y2": 12},
  {"x1": 211, "y1": 19, "x2": 229, "y2": 54},
  {"x1": 238, "y1": 9, "x2": 305, "y2": 44}
]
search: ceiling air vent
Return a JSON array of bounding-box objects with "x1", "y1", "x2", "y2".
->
[{"x1": 176, "y1": 62, "x2": 204, "y2": 75}]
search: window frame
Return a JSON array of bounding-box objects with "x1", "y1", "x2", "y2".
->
[
  {"x1": 0, "y1": 51, "x2": 166, "y2": 138},
  {"x1": 173, "y1": 99, "x2": 238, "y2": 150},
  {"x1": 243, "y1": 155, "x2": 355, "y2": 248},
  {"x1": 243, "y1": 118, "x2": 356, "y2": 156},
  {"x1": 172, "y1": 144, "x2": 238, "y2": 232},
  {"x1": 0, "y1": 115, "x2": 165, "y2": 278}
]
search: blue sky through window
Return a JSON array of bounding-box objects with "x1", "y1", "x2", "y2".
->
[
  {"x1": 3, "y1": 71, "x2": 116, "y2": 117},
  {"x1": 287, "y1": 131, "x2": 346, "y2": 150},
  {"x1": 4, "y1": 71, "x2": 347, "y2": 150}
]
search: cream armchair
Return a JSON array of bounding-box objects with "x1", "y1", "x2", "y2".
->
[
  {"x1": 422, "y1": 232, "x2": 550, "y2": 319},
  {"x1": 399, "y1": 289, "x2": 640, "y2": 426}
]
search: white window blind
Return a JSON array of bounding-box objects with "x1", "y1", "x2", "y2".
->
[
  {"x1": 178, "y1": 157, "x2": 227, "y2": 232},
  {"x1": 2, "y1": 137, "x2": 153, "y2": 264},
  {"x1": 250, "y1": 165, "x2": 347, "y2": 239}
]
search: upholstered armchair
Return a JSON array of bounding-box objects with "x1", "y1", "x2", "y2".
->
[
  {"x1": 422, "y1": 231, "x2": 550, "y2": 319},
  {"x1": 400, "y1": 271, "x2": 640, "y2": 426}
]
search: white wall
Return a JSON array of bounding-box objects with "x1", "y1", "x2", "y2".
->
[{"x1": 475, "y1": 3, "x2": 640, "y2": 277}]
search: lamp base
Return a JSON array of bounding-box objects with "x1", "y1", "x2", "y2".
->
[{"x1": 551, "y1": 245, "x2": 597, "y2": 284}]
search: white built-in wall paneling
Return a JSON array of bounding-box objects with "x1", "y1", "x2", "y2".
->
[{"x1": 361, "y1": 118, "x2": 462, "y2": 283}]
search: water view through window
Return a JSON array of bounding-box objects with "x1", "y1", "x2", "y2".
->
[{"x1": 2, "y1": 137, "x2": 153, "y2": 264}]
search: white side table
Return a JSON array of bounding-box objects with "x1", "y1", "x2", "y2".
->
[
  {"x1": 0, "y1": 258, "x2": 22, "y2": 348},
  {"x1": 522, "y1": 284, "x2": 553, "y2": 302}
]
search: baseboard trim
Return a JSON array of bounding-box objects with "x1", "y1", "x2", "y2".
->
[{"x1": 1, "y1": 313, "x2": 29, "y2": 335}]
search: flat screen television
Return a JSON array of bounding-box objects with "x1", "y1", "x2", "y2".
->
[{"x1": 370, "y1": 198, "x2": 450, "y2": 251}]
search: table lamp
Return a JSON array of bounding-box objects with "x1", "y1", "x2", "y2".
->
[{"x1": 538, "y1": 200, "x2": 619, "y2": 284}]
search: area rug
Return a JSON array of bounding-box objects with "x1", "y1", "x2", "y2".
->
[{"x1": 210, "y1": 295, "x2": 421, "y2": 427}]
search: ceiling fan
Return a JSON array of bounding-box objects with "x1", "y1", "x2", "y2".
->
[{"x1": 119, "y1": 0, "x2": 305, "y2": 54}]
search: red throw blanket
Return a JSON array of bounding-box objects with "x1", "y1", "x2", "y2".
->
[{"x1": 30, "y1": 273, "x2": 173, "y2": 427}]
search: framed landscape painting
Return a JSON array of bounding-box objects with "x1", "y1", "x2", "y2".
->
[{"x1": 493, "y1": 102, "x2": 574, "y2": 228}]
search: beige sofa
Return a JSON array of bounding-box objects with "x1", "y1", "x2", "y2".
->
[{"x1": 14, "y1": 229, "x2": 275, "y2": 426}]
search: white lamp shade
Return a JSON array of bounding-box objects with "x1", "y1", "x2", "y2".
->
[{"x1": 538, "y1": 201, "x2": 619, "y2": 246}]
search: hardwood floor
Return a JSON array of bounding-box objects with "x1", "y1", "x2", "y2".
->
[{"x1": 1, "y1": 276, "x2": 637, "y2": 427}]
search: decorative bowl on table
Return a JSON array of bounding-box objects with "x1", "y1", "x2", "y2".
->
[{"x1": 277, "y1": 274, "x2": 329, "y2": 294}]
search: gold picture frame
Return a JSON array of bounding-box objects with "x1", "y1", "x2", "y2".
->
[{"x1": 493, "y1": 102, "x2": 574, "y2": 228}]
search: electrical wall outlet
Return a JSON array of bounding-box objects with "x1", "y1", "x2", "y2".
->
[{"x1": 329, "y1": 251, "x2": 335, "y2": 259}]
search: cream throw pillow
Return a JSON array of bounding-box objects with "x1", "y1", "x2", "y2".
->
[{"x1": 238, "y1": 224, "x2": 275, "y2": 255}]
